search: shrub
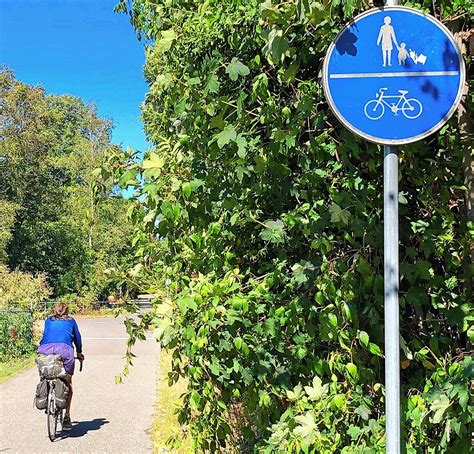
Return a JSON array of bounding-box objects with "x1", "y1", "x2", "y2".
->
[
  {"x1": 0, "y1": 309, "x2": 34, "y2": 361},
  {"x1": 110, "y1": 0, "x2": 473, "y2": 452},
  {"x1": 0, "y1": 265, "x2": 51, "y2": 309}
]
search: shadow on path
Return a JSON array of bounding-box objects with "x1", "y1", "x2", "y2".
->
[{"x1": 60, "y1": 418, "x2": 109, "y2": 439}]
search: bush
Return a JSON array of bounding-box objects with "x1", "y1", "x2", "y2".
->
[
  {"x1": 0, "y1": 265, "x2": 51, "y2": 308},
  {"x1": 111, "y1": 0, "x2": 473, "y2": 452},
  {"x1": 0, "y1": 309, "x2": 34, "y2": 361}
]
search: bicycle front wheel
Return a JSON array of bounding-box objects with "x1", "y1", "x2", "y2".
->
[
  {"x1": 47, "y1": 387, "x2": 58, "y2": 442},
  {"x1": 364, "y1": 100, "x2": 384, "y2": 120}
]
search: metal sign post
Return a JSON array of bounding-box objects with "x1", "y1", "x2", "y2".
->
[
  {"x1": 383, "y1": 1, "x2": 400, "y2": 451},
  {"x1": 384, "y1": 144, "x2": 399, "y2": 453},
  {"x1": 322, "y1": 3, "x2": 465, "y2": 453}
]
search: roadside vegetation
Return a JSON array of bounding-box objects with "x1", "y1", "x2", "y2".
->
[
  {"x1": 99, "y1": 0, "x2": 473, "y2": 452},
  {"x1": 0, "y1": 69, "x2": 135, "y2": 366}
]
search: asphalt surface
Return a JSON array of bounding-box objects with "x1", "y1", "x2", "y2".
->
[{"x1": 0, "y1": 316, "x2": 160, "y2": 454}]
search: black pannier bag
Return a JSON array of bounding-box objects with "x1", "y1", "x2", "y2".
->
[
  {"x1": 34, "y1": 378, "x2": 48, "y2": 410},
  {"x1": 54, "y1": 378, "x2": 69, "y2": 410}
]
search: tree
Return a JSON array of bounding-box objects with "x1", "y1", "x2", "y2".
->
[
  {"x1": 0, "y1": 200, "x2": 17, "y2": 265},
  {"x1": 108, "y1": 1, "x2": 473, "y2": 451},
  {"x1": 0, "y1": 70, "x2": 134, "y2": 299}
]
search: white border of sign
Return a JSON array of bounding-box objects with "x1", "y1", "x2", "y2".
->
[{"x1": 322, "y1": 6, "x2": 466, "y2": 145}]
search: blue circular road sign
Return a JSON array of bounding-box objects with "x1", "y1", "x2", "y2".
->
[{"x1": 322, "y1": 6, "x2": 465, "y2": 145}]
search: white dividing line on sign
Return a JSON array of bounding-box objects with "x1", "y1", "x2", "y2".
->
[{"x1": 329, "y1": 71, "x2": 459, "y2": 79}]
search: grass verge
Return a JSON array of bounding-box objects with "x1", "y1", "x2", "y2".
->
[
  {"x1": 153, "y1": 349, "x2": 193, "y2": 453},
  {"x1": 0, "y1": 355, "x2": 35, "y2": 384}
]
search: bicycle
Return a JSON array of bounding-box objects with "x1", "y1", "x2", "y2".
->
[
  {"x1": 364, "y1": 88, "x2": 423, "y2": 120},
  {"x1": 46, "y1": 357, "x2": 83, "y2": 441}
]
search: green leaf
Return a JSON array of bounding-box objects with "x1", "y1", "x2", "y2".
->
[
  {"x1": 286, "y1": 384, "x2": 303, "y2": 401},
  {"x1": 118, "y1": 169, "x2": 138, "y2": 188},
  {"x1": 355, "y1": 405, "x2": 371, "y2": 420},
  {"x1": 346, "y1": 362, "x2": 358, "y2": 382},
  {"x1": 205, "y1": 74, "x2": 220, "y2": 94},
  {"x1": 399, "y1": 192, "x2": 408, "y2": 204},
  {"x1": 329, "y1": 203, "x2": 351, "y2": 225},
  {"x1": 152, "y1": 73, "x2": 173, "y2": 89},
  {"x1": 225, "y1": 58, "x2": 250, "y2": 81},
  {"x1": 190, "y1": 391, "x2": 201, "y2": 409},
  {"x1": 236, "y1": 134, "x2": 247, "y2": 158},
  {"x1": 410, "y1": 220, "x2": 430, "y2": 233},
  {"x1": 141, "y1": 152, "x2": 165, "y2": 170},
  {"x1": 283, "y1": 62, "x2": 299, "y2": 82},
  {"x1": 430, "y1": 394, "x2": 451, "y2": 424},
  {"x1": 182, "y1": 182, "x2": 192, "y2": 199},
  {"x1": 176, "y1": 296, "x2": 197, "y2": 315},
  {"x1": 304, "y1": 376, "x2": 326, "y2": 401},
  {"x1": 259, "y1": 220, "x2": 285, "y2": 244},
  {"x1": 294, "y1": 412, "x2": 317, "y2": 439},
  {"x1": 233, "y1": 337, "x2": 243, "y2": 350},
  {"x1": 347, "y1": 425, "x2": 361, "y2": 440},
  {"x1": 369, "y1": 342, "x2": 383, "y2": 357},
  {"x1": 327, "y1": 312, "x2": 338, "y2": 329},
  {"x1": 332, "y1": 394, "x2": 346, "y2": 409},
  {"x1": 187, "y1": 77, "x2": 201, "y2": 86},
  {"x1": 215, "y1": 125, "x2": 237, "y2": 148},
  {"x1": 156, "y1": 29, "x2": 176, "y2": 53},
  {"x1": 400, "y1": 335, "x2": 413, "y2": 360},
  {"x1": 358, "y1": 330, "x2": 369, "y2": 347},
  {"x1": 264, "y1": 28, "x2": 289, "y2": 63}
]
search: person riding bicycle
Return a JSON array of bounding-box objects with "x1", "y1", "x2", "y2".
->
[{"x1": 37, "y1": 302, "x2": 84, "y2": 429}]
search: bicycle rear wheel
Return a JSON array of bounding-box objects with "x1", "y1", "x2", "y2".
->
[
  {"x1": 402, "y1": 98, "x2": 422, "y2": 119},
  {"x1": 47, "y1": 385, "x2": 58, "y2": 441}
]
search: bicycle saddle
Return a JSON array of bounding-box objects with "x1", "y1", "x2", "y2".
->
[{"x1": 398, "y1": 90, "x2": 409, "y2": 95}]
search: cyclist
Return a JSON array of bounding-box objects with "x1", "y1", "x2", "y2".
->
[{"x1": 37, "y1": 302, "x2": 84, "y2": 429}]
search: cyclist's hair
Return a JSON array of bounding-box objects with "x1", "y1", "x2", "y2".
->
[{"x1": 53, "y1": 302, "x2": 69, "y2": 318}]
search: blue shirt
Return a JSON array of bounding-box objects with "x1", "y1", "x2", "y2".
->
[{"x1": 39, "y1": 316, "x2": 82, "y2": 353}]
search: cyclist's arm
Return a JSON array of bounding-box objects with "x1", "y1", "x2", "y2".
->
[{"x1": 71, "y1": 318, "x2": 83, "y2": 354}]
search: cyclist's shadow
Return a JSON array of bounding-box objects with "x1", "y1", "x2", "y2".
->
[{"x1": 60, "y1": 418, "x2": 109, "y2": 438}]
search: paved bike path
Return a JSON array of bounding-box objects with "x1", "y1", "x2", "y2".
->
[{"x1": 0, "y1": 316, "x2": 159, "y2": 454}]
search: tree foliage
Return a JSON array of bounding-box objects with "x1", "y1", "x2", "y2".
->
[
  {"x1": 0, "y1": 69, "x2": 134, "y2": 300},
  {"x1": 109, "y1": 0, "x2": 473, "y2": 452}
]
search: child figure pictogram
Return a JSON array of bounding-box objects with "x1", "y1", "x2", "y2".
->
[{"x1": 398, "y1": 43, "x2": 408, "y2": 65}]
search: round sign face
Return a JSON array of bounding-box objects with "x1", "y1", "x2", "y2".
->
[{"x1": 322, "y1": 6, "x2": 465, "y2": 145}]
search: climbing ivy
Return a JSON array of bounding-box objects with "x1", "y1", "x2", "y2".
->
[{"x1": 106, "y1": 0, "x2": 472, "y2": 451}]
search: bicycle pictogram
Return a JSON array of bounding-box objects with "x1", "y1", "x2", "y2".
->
[{"x1": 364, "y1": 88, "x2": 423, "y2": 120}]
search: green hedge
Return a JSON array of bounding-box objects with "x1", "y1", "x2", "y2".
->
[
  {"x1": 0, "y1": 310, "x2": 35, "y2": 361},
  {"x1": 110, "y1": 0, "x2": 473, "y2": 452}
]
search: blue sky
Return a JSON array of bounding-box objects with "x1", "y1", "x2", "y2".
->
[{"x1": 0, "y1": 0, "x2": 149, "y2": 154}]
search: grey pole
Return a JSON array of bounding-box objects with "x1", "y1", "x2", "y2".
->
[
  {"x1": 383, "y1": 2, "x2": 399, "y2": 452},
  {"x1": 383, "y1": 2, "x2": 400, "y2": 451},
  {"x1": 384, "y1": 145, "x2": 400, "y2": 453}
]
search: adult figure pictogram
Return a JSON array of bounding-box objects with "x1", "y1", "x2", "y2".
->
[{"x1": 377, "y1": 16, "x2": 399, "y2": 67}]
